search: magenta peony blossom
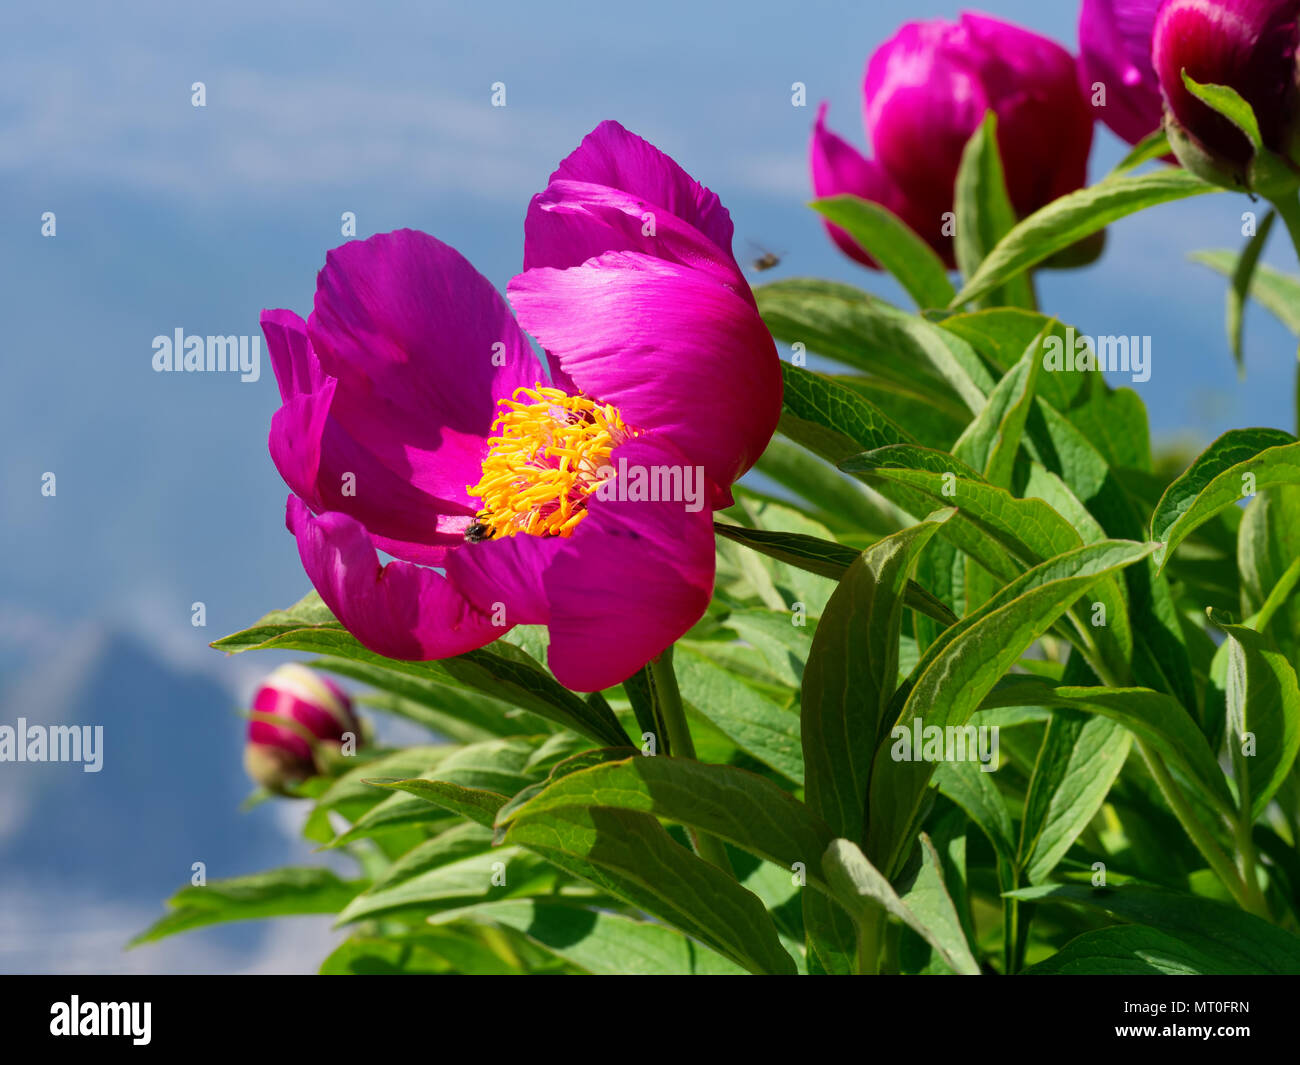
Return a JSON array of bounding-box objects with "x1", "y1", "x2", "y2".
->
[
  {"x1": 244, "y1": 663, "x2": 361, "y2": 791},
  {"x1": 1078, "y1": 0, "x2": 1165, "y2": 145},
  {"x1": 811, "y1": 13, "x2": 1094, "y2": 267},
  {"x1": 262, "y1": 122, "x2": 781, "y2": 693},
  {"x1": 1153, "y1": 0, "x2": 1300, "y2": 173}
]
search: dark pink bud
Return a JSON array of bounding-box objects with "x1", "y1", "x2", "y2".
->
[
  {"x1": 1153, "y1": 0, "x2": 1300, "y2": 173},
  {"x1": 244, "y1": 663, "x2": 361, "y2": 793},
  {"x1": 811, "y1": 14, "x2": 1094, "y2": 267}
]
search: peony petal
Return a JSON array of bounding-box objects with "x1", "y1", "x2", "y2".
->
[
  {"x1": 508, "y1": 252, "x2": 782, "y2": 498},
  {"x1": 1078, "y1": 0, "x2": 1165, "y2": 145},
  {"x1": 540, "y1": 436, "x2": 716, "y2": 692},
  {"x1": 536, "y1": 120, "x2": 737, "y2": 261},
  {"x1": 286, "y1": 495, "x2": 503, "y2": 661},
  {"x1": 523, "y1": 178, "x2": 748, "y2": 296},
  {"x1": 262, "y1": 308, "x2": 477, "y2": 566},
  {"x1": 444, "y1": 528, "x2": 558, "y2": 630}
]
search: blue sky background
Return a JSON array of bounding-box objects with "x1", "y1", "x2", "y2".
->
[{"x1": 1, "y1": 0, "x2": 1297, "y2": 972}]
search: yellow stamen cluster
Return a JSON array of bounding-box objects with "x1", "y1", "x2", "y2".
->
[{"x1": 465, "y1": 385, "x2": 631, "y2": 539}]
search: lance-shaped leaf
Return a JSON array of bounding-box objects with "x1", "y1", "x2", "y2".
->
[
  {"x1": 1017, "y1": 711, "x2": 1131, "y2": 884},
  {"x1": 801, "y1": 517, "x2": 950, "y2": 845},
  {"x1": 952, "y1": 319, "x2": 1049, "y2": 489},
  {"x1": 979, "y1": 676, "x2": 1234, "y2": 814},
  {"x1": 497, "y1": 755, "x2": 833, "y2": 881},
  {"x1": 430, "y1": 898, "x2": 747, "y2": 975},
  {"x1": 503, "y1": 804, "x2": 796, "y2": 975},
  {"x1": 843, "y1": 445, "x2": 1134, "y2": 680},
  {"x1": 1151, "y1": 428, "x2": 1300, "y2": 571},
  {"x1": 954, "y1": 112, "x2": 1035, "y2": 310},
  {"x1": 130, "y1": 868, "x2": 365, "y2": 946},
  {"x1": 1192, "y1": 250, "x2": 1300, "y2": 336},
  {"x1": 950, "y1": 169, "x2": 1219, "y2": 307},
  {"x1": 672, "y1": 646, "x2": 803, "y2": 783},
  {"x1": 1108, "y1": 129, "x2": 1172, "y2": 176},
  {"x1": 756, "y1": 280, "x2": 991, "y2": 408},
  {"x1": 1211, "y1": 612, "x2": 1300, "y2": 821},
  {"x1": 866, "y1": 540, "x2": 1157, "y2": 877},
  {"x1": 821, "y1": 838, "x2": 980, "y2": 975},
  {"x1": 811, "y1": 196, "x2": 956, "y2": 309},
  {"x1": 1010, "y1": 882, "x2": 1300, "y2": 974},
  {"x1": 1027, "y1": 925, "x2": 1272, "y2": 975}
]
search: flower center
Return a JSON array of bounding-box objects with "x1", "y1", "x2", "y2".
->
[{"x1": 465, "y1": 385, "x2": 633, "y2": 539}]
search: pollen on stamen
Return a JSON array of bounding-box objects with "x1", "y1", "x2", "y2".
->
[{"x1": 464, "y1": 385, "x2": 633, "y2": 539}]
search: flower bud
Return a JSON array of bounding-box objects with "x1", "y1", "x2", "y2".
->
[
  {"x1": 244, "y1": 663, "x2": 361, "y2": 793},
  {"x1": 1153, "y1": 0, "x2": 1300, "y2": 184},
  {"x1": 811, "y1": 13, "x2": 1093, "y2": 267}
]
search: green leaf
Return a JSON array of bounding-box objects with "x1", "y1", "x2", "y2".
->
[
  {"x1": 1191, "y1": 250, "x2": 1300, "y2": 335},
  {"x1": 811, "y1": 196, "x2": 956, "y2": 309},
  {"x1": 952, "y1": 319, "x2": 1049, "y2": 488},
  {"x1": 320, "y1": 931, "x2": 517, "y2": 975},
  {"x1": 758, "y1": 281, "x2": 992, "y2": 411},
  {"x1": 336, "y1": 844, "x2": 554, "y2": 925},
  {"x1": 754, "y1": 434, "x2": 900, "y2": 535},
  {"x1": 431, "y1": 898, "x2": 748, "y2": 975},
  {"x1": 130, "y1": 868, "x2": 364, "y2": 946},
  {"x1": 1027, "y1": 925, "x2": 1270, "y2": 975},
  {"x1": 954, "y1": 112, "x2": 1035, "y2": 310},
  {"x1": 311, "y1": 658, "x2": 546, "y2": 742},
  {"x1": 866, "y1": 539, "x2": 1157, "y2": 877},
  {"x1": 821, "y1": 838, "x2": 980, "y2": 975},
  {"x1": 214, "y1": 595, "x2": 629, "y2": 748},
  {"x1": 938, "y1": 310, "x2": 1086, "y2": 417},
  {"x1": 712, "y1": 522, "x2": 957, "y2": 628},
  {"x1": 1018, "y1": 711, "x2": 1131, "y2": 884},
  {"x1": 1239, "y1": 485, "x2": 1300, "y2": 653},
  {"x1": 951, "y1": 169, "x2": 1218, "y2": 307},
  {"x1": 1212, "y1": 614, "x2": 1300, "y2": 821},
  {"x1": 1150, "y1": 428, "x2": 1300, "y2": 571},
  {"x1": 1108, "y1": 129, "x2": 1172, "y2": 176},
  {"x1": 802, "y1": 517, "x2": 950, "y2": 843},
  {"x1": 842, "y1": 445, "x2": 1135, "y2": 682},
  {"x1": 503, "y1": 805, "x2": 796, "y2": 974},
  {"x1": 672, "y1": 646, "x2": 803, "y2": 783},
  {"x1": 894, "y1": 833, "x2": 981, "y2": 975},
  {"x1": 933, "y1": 759, "x2": 1016, "y2": 866},
  {"x1": 980, "y1": 677, "x2": 1234, "y2": 814},
  {"x1": 1010, "y1": 882, "x2": 1300, "y2": 974},
  {"x1": 1226, "y1": 209, "x2": 1275, "y2": 371},
  {"x1": 373, "y1": 778, "x2": 509, "y2": 828},
  {"x1": 498, "y1": 754, "x2": 833, "y2": 877},
  {"x1": 1182, "y1": 73, "x2": 1263, "y2": 150},
  {"x1": 778, "y1": 364, "x2": 913, "y2": 465}
]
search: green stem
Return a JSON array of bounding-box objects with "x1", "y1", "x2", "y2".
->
[
  {"x1": 649, "y1": 649, "x2": 734, "y2": 877},
  {"x1": 1235, "y1": 814, "x2": 1270, "y2": 920},
  {"x1": 1139, "y1": 742, "x2": 1259, "y2": 914},
  {"x1": 854, "y1": 909, "x2": 884, "y2": 975}
]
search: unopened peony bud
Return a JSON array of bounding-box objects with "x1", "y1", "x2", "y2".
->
[
  {"x1": 1153, "y1": 0, "x2": 1300, "y2": 187},
  {"x1": 811, "y1": 13, "x2": 1094, "y2": 267},
  {"x1": 244, "y1": 663, "x2": 361, "y2": 794}
]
